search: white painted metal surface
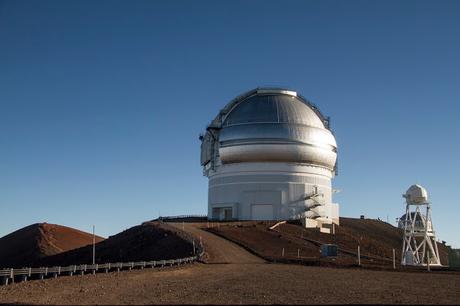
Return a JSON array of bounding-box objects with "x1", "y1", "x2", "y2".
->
[
  {"x1": 401, "y1": 184, "x2": 441, "y2": 266},
  {"x1": 251, "y1": 204, "x2": 274, "y2": 220},
  {"x1": 404, "y1": 184, "x2": 429, "y2": 205}
]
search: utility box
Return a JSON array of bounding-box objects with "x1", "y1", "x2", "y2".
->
[
  {"x1": 321, "y1": 244, "x2": 338, "y2": 257},
  {"x1": 448, "y1": 248, "x2": 460, "y2": 268}
]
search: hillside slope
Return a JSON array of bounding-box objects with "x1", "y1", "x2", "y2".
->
[
  {"x1": 39, "y1": 222, "x2": 194, "y2": 266},
  {"x1": 0, "y1": 223, "x2": 104, "y2": 268},
  {"x1": 207, "y1": 217, "x2": 450, "y2": 267}
]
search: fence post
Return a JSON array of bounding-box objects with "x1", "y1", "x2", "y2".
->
[
  {"x1": 297, "y1": 249, "x2": 300, "y2": 259},
  {"x1": 358, "y1": 246, "x2": 361, "y2": 266},
  {"x1": 282, "y1": 248, "x2": 285, "y2": 257},
  {"x1": 392, "y1": 248, "x2": 396, "y2": 270}
]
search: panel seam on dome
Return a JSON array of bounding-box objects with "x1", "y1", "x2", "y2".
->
[{"x1": 274, "y1": 96, "x2": 280, "y2": 123}]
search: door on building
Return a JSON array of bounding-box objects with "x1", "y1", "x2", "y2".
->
[
  {"x1": 212, "y1": 207, "x2": 233, "y2": 221},
  {"x1": 223, "y1": 208, "x2": 232, "y2": 220},
  {"x1": 251, "y1": 204, "x2": 274, "y2": 220}
]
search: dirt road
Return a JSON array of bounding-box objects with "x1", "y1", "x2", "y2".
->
[{"x1": 169, "y1": 222, "x2": 264, "y2": 264}]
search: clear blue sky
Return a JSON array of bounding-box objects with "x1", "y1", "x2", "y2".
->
[{"x1": 1, "y1": 0, "x2": 459, "y2": 247}]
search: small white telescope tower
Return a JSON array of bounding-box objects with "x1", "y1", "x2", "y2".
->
[{"x1": 401, "y1": 184, "x2": 441, "y2": 266}]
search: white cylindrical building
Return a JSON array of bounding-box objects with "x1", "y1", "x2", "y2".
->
[{"x1": 200, "y1": 88, "x2": 339, "y2": 227}]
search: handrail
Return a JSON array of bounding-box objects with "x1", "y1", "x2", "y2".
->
[{"x1": 158, "y1": 214, "x2": 207, "y2": 221}]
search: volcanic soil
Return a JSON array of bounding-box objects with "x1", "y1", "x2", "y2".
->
[
  {"x1": 39, "y1": 222, "x2": 195, "y2": 266},
  {"x1": 0, "y1": 222, "x2": 459, "y2": 305},
  {"x1": 206, "y1": 217, "x2": 451, "y2": 268},
  {"x1": 0, "y1": 223, "x2": 104, "y2": 268}
]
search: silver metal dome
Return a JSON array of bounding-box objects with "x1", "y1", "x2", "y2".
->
[
  {"x1": 403, "y1": 184, "x2": 429, "y2": 204},
  {"x1": 222, "y1": 93, "x2": 325, "y2": 128},
  {"x1": 201, "y1": 88, "x2": 338, "y2": 172}
]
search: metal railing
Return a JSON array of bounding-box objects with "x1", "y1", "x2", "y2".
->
[
  {"x1": 0, "y1": 253, "x2": 203, "y2": 286},
  {"x1": 158, "y1": 215, "x2": 207, "y2": 221}
]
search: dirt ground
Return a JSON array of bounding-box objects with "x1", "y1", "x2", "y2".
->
[
  {"x1": 1, "y1": 263, "x2": 459, "y2": 305},
  {"x1": 205, "y1": 219, "x2": 450, "y2": 268},
  {"x1": 1, "y1": 221, "x2": 459, "y2": 305},
  {"x1": 169, "y1": 222, "x2": 263, "y2": 264},
  {"x1": 0, "y1": 223, "x2": 104, "y2": 268},
  {"x1": 40, "y1": 222, "x2": 194, "y2": 267}
]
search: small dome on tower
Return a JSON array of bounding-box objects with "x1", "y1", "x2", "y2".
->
[{"x1": 403, "y1": 184, "x2": 429, "y2": 204}]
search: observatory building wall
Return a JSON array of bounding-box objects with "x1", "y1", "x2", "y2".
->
[{"x1": 208, "y1": 163, "x2": 334, "y2": 221}]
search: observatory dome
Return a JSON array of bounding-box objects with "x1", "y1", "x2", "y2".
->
[
  {"x1": 404, "y1": 184, "x2": 429, "y2": 204},
  {"x1": 200, "y1": 88, "x2": 339, "y2": 226},
  {"x1": 217, "y1": 89, "x2": 337, "y2": 170}
]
